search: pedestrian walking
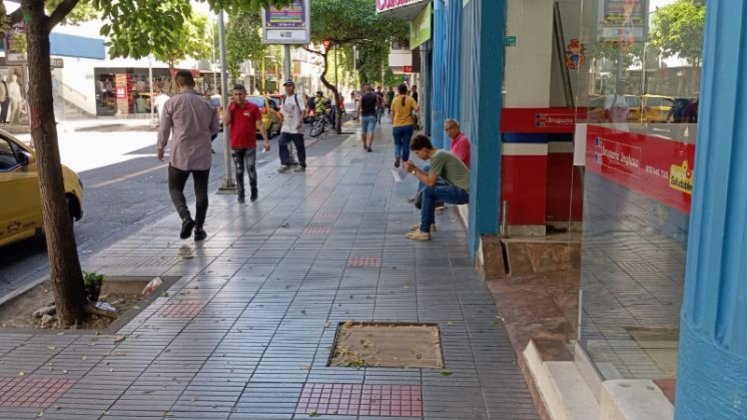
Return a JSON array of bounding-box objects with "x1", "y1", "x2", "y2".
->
[
  {"x1": 357, "y1": 84, "x2": 378, "y2": 152},
  {"x1": 375, "y1": 86, "x2": 385, "y2": 123},
  {"x1": 224, "y1": 84, "x2": 270, "y2": 203},
  {"x1": 157, "y1": 70, "x2": 219, "y2": 241},
  {"x1": 390, "y1": 83, "x2": 418, "y2": 168},
  {"x1": 153, "y1": 84, "x2": 170, "y2": 126},
  {"x1": 386, "y1": 86, "x2": 395, "y2": 116},
  {"x1": 277, "y1": 79, "x2": 308, "y2": 173}
]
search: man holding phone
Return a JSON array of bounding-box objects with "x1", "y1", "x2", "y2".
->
[{"x1": 224, "y1": 84, "x2": 270, "y2": 203}]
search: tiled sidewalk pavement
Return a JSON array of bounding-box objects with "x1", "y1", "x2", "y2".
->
[{"x1": 0, "y1": 126, "x2": 539, "y2": 419}]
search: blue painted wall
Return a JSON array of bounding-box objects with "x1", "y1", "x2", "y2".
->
[
  {"x1": 461, "y1": 0, "x2": 504, "y2": 256},
  {"x1": 430, "y1": 0, "x2": 446, "y2": 149},
  {"x1": 676, "y1": 1, "x2": 747, "y2": 418}
]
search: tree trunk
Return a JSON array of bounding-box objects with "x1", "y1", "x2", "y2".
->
[
  {"x1": 23, "y1": 0, "x2": 86, "y2": 326},
  {"x1": 318, "y1": 50, "x2": 342, "y2": 134}
]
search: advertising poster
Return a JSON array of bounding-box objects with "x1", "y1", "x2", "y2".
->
[
  {"x1": 586, "y1": 125, "x2": 695, "y2": 213},
  {"x1": 5, "y1": 21, "x2": 27, "y2": 63},
  {"x1": 596, "y1": 0, "x2": 648, "y2": 43},
  {"x1": 262, "y1": 0, "x2": 310, "y2": 44}
]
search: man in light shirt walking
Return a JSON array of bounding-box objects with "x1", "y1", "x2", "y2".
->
[{"x1": 157, "y1": 70, "x2": 219, "y2": 241}]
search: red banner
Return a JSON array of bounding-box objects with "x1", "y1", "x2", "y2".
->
[
  {"x1": 501, "y1": 108, "x2": 587, "y2": 133},
  {"x1": 586, "y1": 125, "x2": 695, "y2": 214}
]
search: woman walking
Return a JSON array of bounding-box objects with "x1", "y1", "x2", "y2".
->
[{"x1": 390, "y1": 83, "x2": 418, "y2": 168}]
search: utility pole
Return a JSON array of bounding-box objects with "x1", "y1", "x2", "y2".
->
[
  {"x1": 217, "y1": 10, "x2": 235, "y2": 192},
  {"x1": 284, "y1": 45, "x2": 291, "y2": 81}
]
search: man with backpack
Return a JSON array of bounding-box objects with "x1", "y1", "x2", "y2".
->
[{"x1": 277, "y1": 80, "x2": 308, "y2": 173}]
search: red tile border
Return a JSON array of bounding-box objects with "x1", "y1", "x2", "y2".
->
[
  {"x1": 155, "y1": 303, "x2": 205, "y2": 318},
  {"x1": 303, "y1": 226, "x2": 332, "y2": 235},
  {"x1": 0, "y1": 377, "x2": 74, "y2": 408},
  {"x1": 296, "y1": 383, "x2": 422, "y2": 417},
  {"x1": 347, "y1": 256, "x2": 382, "y2": 268},
  {"x1": 654, "y1": 378, "x2": 676, "y2": 403},
  {"x1": 316, "y1": 211, "x2": 339, "y2": 219}
]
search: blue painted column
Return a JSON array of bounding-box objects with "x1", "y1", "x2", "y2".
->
[
  {"x1": 444, "y1": 0, "x2": 463, "y2": 123},
  {"x1": 676, "y1": 2, "x2": 747, "y2": 419},
  {"x1": 461, "y1": 0, "x2": 504, "y2": 256},
  {"x1": 430, "y1": 0, "x2": 446, "y2": 149}
]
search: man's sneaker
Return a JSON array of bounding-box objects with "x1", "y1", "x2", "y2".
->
[
  {"x1": 405, "y1": 229, "x2": 431, "y2": 241},
  {"x1": 410, "y1": 223, "x2": 437, "y2": 232},
  {"x1": 293, "y1": 166, "x2": 306, "y2": 172},
  {"x1": 367, "y1": 147, "x2": 372, "y2": 152},
  {"x1": 238, "y1": 195, "x2": 245, "y2": 204},
  {"x1": 277, "y1": 165, "x2": 290, "y2": 173},
  {"x1": 394, "y1": 156, "x2": 401, "y2": 168},
  {"x1": 250, "y1": 188, "x2": 258, "y2": 201},
  {"x1": 180, "y1": 217, "x2": 195, "y2": 239},
  {"x1": 194, "y1": 228, "x2": 207, "y2": 241},
  {"x1": 435, "y1": 202, "x2": 445, "y2": 210}
]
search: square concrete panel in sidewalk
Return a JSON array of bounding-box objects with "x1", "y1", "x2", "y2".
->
[{"x1": 330, "y1": 322, "x2": 444, "y2": 369}]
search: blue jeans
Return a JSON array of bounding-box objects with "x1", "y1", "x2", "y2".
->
[
  {"x1": 279, "y1": 132, "x2": 306, "y2": 167},
  {"x1": 392, "y1": 124, "x2": 414, "y2": 161},
  {"x1": 361, "y1": 115, "x2": 377, "y2": 133},
  {"x1": 420, "y1": 184, "x2": 469, "y2": 232}
]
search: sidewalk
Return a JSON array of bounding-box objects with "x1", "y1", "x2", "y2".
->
[{"x1": 0, "y1": 123, "x2": 539, "y2": 419}]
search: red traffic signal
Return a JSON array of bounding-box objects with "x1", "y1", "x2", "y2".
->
[{"x1": 323, "y1": 39, "x2": 332, "y2": 50}]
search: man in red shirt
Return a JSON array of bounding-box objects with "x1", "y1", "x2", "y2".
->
[
  {"x1": 224, "y1": 84, "x2": 270, "y2": 203},
  {"x1": 444, "y1": 119, "x2": 470, "y2": 168}
]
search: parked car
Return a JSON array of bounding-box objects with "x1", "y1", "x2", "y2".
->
[
  {"x1": 668, "y1": 97, "x2": 695, "y2": 123},
  {"x1": 641, "y1": 94, "x2": 674, "y2": 123},
  {"x1": 587, "y1": 94, "x2": 642, "y2": 122},
  {"x1": 0, "y1": 132, "x2": 83, "y2": 247},
  {"x1": 247, "y1": 95, "x2": 281, "y2": 138}
]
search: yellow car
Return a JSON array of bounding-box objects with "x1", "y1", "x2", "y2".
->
[
  {"x1": 0, "y1": 132, "x2": 83, "y2": 247},
  {"x1": 642, "y1": 95, "x2": 674, "y2": 123},
  {"x1": 247, "y1": 95, "x2": 282, "y2": 138}
]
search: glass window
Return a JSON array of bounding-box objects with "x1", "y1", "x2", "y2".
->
[
  {"x1": 0, "y1": 138, "x2": 18, "y2": 171},
  {"x1": 247, "y1": 97, "x2": 266, "y2": 108},
  {"x1": 574, "y1": 0, "x2": 705, "y2": 383}
]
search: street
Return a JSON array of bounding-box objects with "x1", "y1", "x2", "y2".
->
[{"x1": 0, "y1": 120, "x2": 347, "y2": 300}]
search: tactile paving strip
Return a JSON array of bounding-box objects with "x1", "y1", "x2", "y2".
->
[
  {"x1": 296, "y1": 383, "x2": 422, "y2": 417},
  {"x1": 347, "y1": 256, "x2": 382, "y2": 268},
  {"x1": 0, "y1": 377, "x2": 74, "y2": 408}
]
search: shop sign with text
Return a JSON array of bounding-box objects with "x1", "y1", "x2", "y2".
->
[
  {"x1": 376, "y1": 0, "x2": 425, "y2": 13},
  {"x1": 586, "y1": 125, "x2": 695, "y2": 213}
]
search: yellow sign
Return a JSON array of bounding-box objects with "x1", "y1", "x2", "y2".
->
[{"x1": 669, "y1": 160, "x2": 693, "y2": 194}]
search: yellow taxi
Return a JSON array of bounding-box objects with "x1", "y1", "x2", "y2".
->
[
  {"x1": 0, "y1": 132, "x2": 83, "y2": 247},
  {"x1": 641, "y1": 94, "x2": 674, "y2": 123},
  {"x1": 247, "y1": 95, "x2": 282, "y2": 137},
  {"x1": 587, "y1": 94, "x2": 642, "y2": 122}
]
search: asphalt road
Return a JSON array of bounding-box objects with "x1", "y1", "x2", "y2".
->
[{"x1": 0, "y1": 122, "x2": 352, "y2": 299}]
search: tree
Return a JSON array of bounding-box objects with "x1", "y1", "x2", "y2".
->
[
  {"x1": 306, "y1": 0, "x2": 408, "y2": 133},
  {"x1": 225, "y1": 9, "x2": 266, "y2": 80},
  {"x1": 151, "y1": 12, "x2": 212, "y2": 79},
  {"x1": 650, "y1": 0, "x2": 706, "y2": 67},
  {"x1": 3, "y1": 0, "x2": 291, "y2": 326}
]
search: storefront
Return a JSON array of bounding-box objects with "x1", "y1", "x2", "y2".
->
[{"x1": 574, "y1": 0, "x2": 703, "y2": 395}]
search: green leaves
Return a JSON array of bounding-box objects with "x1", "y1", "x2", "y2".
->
[{"x1": 650, "y1": 0, "x2": 705, "y2": 65}]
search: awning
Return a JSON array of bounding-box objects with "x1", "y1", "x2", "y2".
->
[{"x1": 376, "y1": 0, "x2": 429, "y2": 20}]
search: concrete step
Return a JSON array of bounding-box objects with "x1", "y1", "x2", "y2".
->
[
  {"x1": 546, "y1": 361, "x2": 599, "y2": 420},
  {"x1": 525, "y1": 340, "x2": 599, "y2": 420}
]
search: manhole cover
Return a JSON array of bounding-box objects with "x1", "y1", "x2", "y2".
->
[{"x1": 330, "y1": 322, "x2": 443, "y2": 368}]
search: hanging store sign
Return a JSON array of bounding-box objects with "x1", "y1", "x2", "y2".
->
[
  {"x1": 596, "y1": 0, "x2": 649, "y2": 43},
  {"x1": 410, "y1": 3, "x2": 431, "y2": 49},
  {"x1": 261, "y1": 0, "x2": 310, "y2": 45},
  {"x1": 376, "y1": 0, "x2": 426, "y2": 14}
]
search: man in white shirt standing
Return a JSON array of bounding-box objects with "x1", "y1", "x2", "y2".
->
[
  {"x1": 277, "y1": 79, "x2": 307, "y2": 173},
  {"x1": 153, "y1": 84, "x2": 170, "y2": 126}
]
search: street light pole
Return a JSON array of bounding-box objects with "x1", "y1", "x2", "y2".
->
[
  {"x1": 284, "y1": 45, "x2": 291, "y2": 81},
  {"x1": 217, "y1": 9, "x2": 235, "y2": 192}
]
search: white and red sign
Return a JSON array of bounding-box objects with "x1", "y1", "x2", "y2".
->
[
  {"x1": 376, "y1": 0, "x2": 425, "y2": 13},
  {"x1": 586, "y1": 125, "x2": 695, "y2": 213},
  {"x1": 501, "y1": 108, "x2": 585, "y2": 134}
]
